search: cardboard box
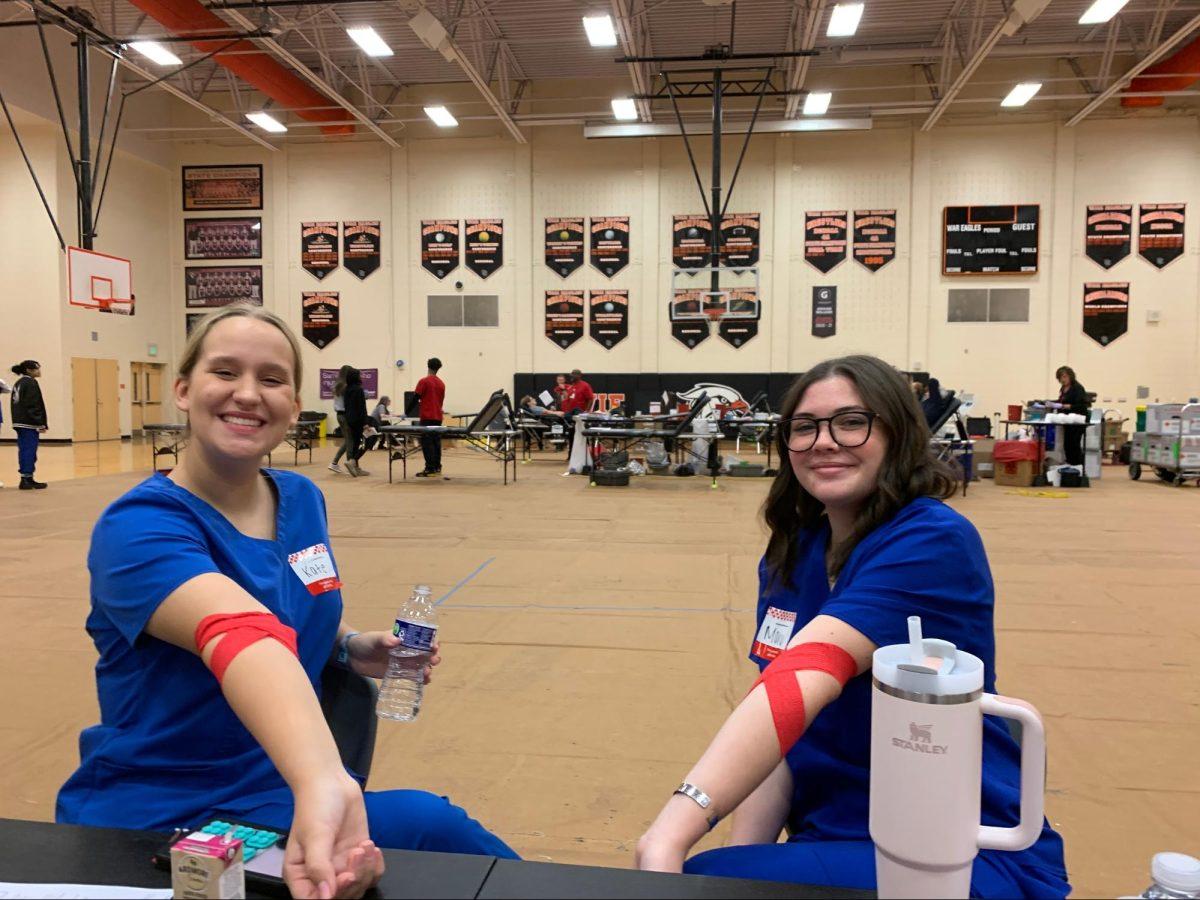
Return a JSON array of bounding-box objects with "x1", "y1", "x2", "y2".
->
[
  {"x1": 171, "y1": 832, "x2": 245, "y2": 899},
  {"x1": 1146, "y1": 404, "x2": 1185, "y2": 434},
  {"x1": 995, "y1": 459, "x2": 1037, "y2": 487}
]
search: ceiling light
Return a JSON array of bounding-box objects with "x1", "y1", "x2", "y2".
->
[
  {"x1": 1079, "y1": 0, "x2": 1130, "y2": 25},
  {"x1": 346, "y1": 26, "x2": 393, "y2": 57},
  {"x1": 826, "y1": 3, "x2": 864, "y2": 37},
  {"x1": 803, "y1": 91, "x2": 832, "y2": 115},
  {"x1": 246, "y1": 111, "x2": 287, "y2": 133},
  {"x1": 611, "y1": 98, "x2": 638, "y2": 120},
  {"x1": 424, "y1": 105, "x2": 458, "y2": 127},
  {"x1": 582, "y1": 14, "x2": 618, "y2": 47},
  {"x1": 129, "y1": 41, "x2": 182, "y2": 66},
  {"x1": 1001, "y1": 82, "x2": 1042, "y2": 107}
]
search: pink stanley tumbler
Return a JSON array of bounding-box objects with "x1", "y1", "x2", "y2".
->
[{"x1": 869, "y1": 617, "x2": 1046, "y2": 898}]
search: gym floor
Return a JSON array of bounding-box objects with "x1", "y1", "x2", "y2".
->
[{"x1": 0, "y1": 437, "x2": 1195, "y2": 898}]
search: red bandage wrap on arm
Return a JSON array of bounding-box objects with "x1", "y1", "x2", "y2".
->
[
  {"x1": 195, "y1": 611, "x2": 299, "y2": 684},
  {"x1": 749, "y1": 642, "x2": 859, "y2": 756}
]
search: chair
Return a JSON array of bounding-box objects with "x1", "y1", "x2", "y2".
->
[
  {"x1": 320, "y1": 666, "x2": 379, "y2": 784},
  {"x1": 380, "y1": 390, "x2": 519, "y2": 483}
]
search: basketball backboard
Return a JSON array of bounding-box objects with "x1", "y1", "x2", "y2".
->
[
  {"x1": 670, "y1": 265, "x2": 759, "y2": 322},
  {"x1": 68, "y1": 246, "x2": 133, "y2": 314}
]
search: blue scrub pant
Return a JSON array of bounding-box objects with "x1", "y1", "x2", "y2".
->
[
  {"x1": 237, "y1": 788, "x2": 518, "y2": 859},
  {"x1": 685, "y1": 840, "x2": 1068, "y2": 899},
  {"x1": 16, "y1": 428, "x2": 39, "y2": 477}
]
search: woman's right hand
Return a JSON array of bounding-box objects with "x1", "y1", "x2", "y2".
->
[{"x1": 284, "y1": 773, "x2": 384, "y2": 899}]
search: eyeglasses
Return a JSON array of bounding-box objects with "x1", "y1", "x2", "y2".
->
[{"x1": 780, "y1": 410, "x2": 878, "y2": 452}]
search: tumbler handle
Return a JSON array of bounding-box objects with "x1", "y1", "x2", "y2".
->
[{"x1": 977, "y1": 693, "x2": 1045, "y2": 852}]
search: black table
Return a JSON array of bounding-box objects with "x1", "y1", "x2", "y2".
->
[{"x1": 0, "y1": 818, "x2": 870, "y2": 899}]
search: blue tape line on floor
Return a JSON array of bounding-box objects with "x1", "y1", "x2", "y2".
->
[{"x1": 435, "y1": 557, "x2": 495, "y2": 606}]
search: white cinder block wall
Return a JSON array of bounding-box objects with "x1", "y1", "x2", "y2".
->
[{"x1": 4, "y1": 106, "x2": 1199, "y2": 440}]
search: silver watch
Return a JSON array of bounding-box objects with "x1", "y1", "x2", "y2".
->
[{"x1": 674, "y1": 782, "x2": 720, "y2": 831}]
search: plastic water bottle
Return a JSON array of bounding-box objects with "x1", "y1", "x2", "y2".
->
[
  {"x1": 376, "y1": 584, "x2": 437, "y2": 722},
  {"x1": 1124, "y1": 853, "x2": 1200, "y2": 899}
]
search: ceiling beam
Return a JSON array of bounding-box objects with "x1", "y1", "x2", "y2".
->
[
  {"x1": 783, "y1": 0, "x2": 827, "y2": 119},
  {"x1": 611, "y1": 0, "x2": 654, "y2": 122},
  {"x1": 217, "y1": 5, "x2": 401, "y2": 146},
  {"x1": 20, "y1": 0, "x2": 278, "y2": 149},
  {"x1": 921, "y1": 11, "x2": 1007, "y2": 130},
  {"x1": 1066, "y1": 12, "x2": 1200, "y2": 126}
]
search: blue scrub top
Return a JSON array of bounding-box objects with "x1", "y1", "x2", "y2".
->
[
  {"x1": 57, "y1": 470, "x2": 343, "y2": 831},
  {"x1": 752, "y1": 496, "x2": 1068, "y2": 890}
]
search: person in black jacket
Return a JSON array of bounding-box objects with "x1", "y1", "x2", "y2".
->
[
  {"x1": 920, "y1": 377, "x2": 945, "y2": 430},
  {"x1": 1056, "y1": 365, "x2": 1090, "y2": 466},
  {"x1": 342, "y1": 368, "x2": 370, "y2": 477},
  {"x1": 10, "y1": 359, "x2": 48, "y2": 490}
]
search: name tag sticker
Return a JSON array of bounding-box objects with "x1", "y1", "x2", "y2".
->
[
  {"x1": 288, "y1": 543, "x2": 343, "y2": 595},
  {"x1": 752, "y1": 606, "x2": 797, "y2": 661}
]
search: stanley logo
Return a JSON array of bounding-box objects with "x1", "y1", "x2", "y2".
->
[{"x1": 892, "y1": 722, "x2": 949, "y2": 755}]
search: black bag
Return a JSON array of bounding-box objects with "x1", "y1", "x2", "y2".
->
[{"x1": 597, "y1": 450, "x2": 629, "y2": 470}]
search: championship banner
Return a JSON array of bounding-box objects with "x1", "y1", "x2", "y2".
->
[
  {"x1": 718, "y1": 288, "x2": 759, "y2": 348},
  {"x1": 545, "y1": 217, "x2": 585, "y2": 277},
  {"x1": 669, "y1": 289, "x2": 709, "y2": 349},
  {"x1": 805, "y1": 210, "x2": 848, "y2": 273},
  {"x1": 465, "y1": 218, "x2": 503, "y2": 278},
  {"x1": 590, "y1": 216, "x2": 630, "y2": 276},
  {"x1": 1085, "y1": 205, "x2": 1132, "y2": 269},
  {"x1": 673, "y1": 214, "x2": 713, "y2": 271},
  {"x1": 302, "y1": 292, "x2": 340, "y2": 349},
  {"x1": 1083, "y1": 283, "x2": 1129, "y2": 347},
  {"x1": 1138, "y1": 203, "x2": 1185, "y2": 269},
  {"x1": 421, "y1": 220, "x2": 459, "y2": 279},
  {"x1": 301, "y1": 222, "x2": 339, "y2": 280},
  {"x1": 545, "y1": 289, "x2": 585, "y2": 350},
  {"x1": 853, "y1": 210, "x2": 896, "y2": 272},
  {"x1": 343, "y1": 221, "x2": 381, "y2": 280},
  {"x1": 812, "y1": 286, "x2": 837, "y2": 338},
  {"x1": 720, "y1": 212, "x2": 760, "y2": 271},
  {"x1": 589, "y1": 289, "x2": 629, "y2": 349}
]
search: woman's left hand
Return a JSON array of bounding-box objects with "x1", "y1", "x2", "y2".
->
[{"x1": 347, "y1": 631, "x2": 441, "y2": 683}]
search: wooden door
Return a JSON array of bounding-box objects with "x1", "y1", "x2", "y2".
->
[
  {"x1": 131, "y1": 362, "x2": 144, "y2": 432},
  {"x1": 96, "y1": 359, "x2": 119, "y2": 440},
  {"x1": 72, "y1": 358, "x2": 98, "y2": 441},
  {"x1": 144, "y1": 363, "x2": 165, "y2": 425}
]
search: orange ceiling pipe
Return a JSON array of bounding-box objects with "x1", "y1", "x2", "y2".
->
[
  {"x1": 124, "y1": 0, "x2": 353, "y2": 135},
  {"x1": 1121, "y1": 34, "x2": 1200, "y2": 107}
]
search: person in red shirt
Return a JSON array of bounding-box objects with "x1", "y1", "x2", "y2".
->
[
  {"x1": 560, "y1": 369, "x2": 594, "y2": 453},
  {"x1": 551, "y1": 373, "x2": 569, "y2": 410},
  {"x1": 414, "y1": 357, "x2": 446, "y2": 477},
  {"x1": 562, "y1": 369, "x2": 594, "y2": 415}
]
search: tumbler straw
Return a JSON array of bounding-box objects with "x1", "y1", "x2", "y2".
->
[{"x1": 907, "y1": 616, "x2": 924, "y2": 666}]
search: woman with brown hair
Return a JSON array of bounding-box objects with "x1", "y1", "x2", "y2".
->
[{"x1": 635, "y1": 355, "x2": 1068, "y2": 898}]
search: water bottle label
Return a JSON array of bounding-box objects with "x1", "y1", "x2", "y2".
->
[{"x1": 393, "y1": 618, "x2": 437, "y2": 651}]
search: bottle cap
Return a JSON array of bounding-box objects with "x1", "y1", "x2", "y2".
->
[
  {"x1": 1153, "y1": 853, "x2": 1200, "y2": 893},
  {"x1": 415, "y1": 584, "x2": 432, "y2": 595}
]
